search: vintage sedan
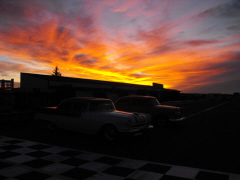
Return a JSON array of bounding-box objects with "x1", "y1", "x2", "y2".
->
[
  {"x1": 115, "y1": 95, "x2": 185, "y2": 127},
  {"x1": 36, "y1": 97, "x2": 153, "y2": 141}
]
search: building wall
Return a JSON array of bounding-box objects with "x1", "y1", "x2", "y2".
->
[
  {"x1": 20, "y1": 73, "x2": 180, "y2": 102},
  {"x1": 49, "y1": 81, "x2": 112, "y2": 89},
  {"x1": 20, "y1": 74, "x2": 48, "y2": 91}
]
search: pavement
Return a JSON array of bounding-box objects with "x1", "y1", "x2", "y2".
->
[{"x1": 1, "y1": 135, "x2": 240, "y2": 180}]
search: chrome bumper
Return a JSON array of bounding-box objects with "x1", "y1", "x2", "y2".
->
[
  {"x1": 169, "y1": 117, "x2": 185, "y2": 122},
  {"x1": 118, "y1": 124, "x2": 153, "y2": 136}
]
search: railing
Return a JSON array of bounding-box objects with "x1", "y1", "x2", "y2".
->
[
  {"x1": 0, "y1": 90, "x2": 57, "y2": 113},
  {"x1": 0, "y1": 90, "x2": 57, "y2": 126}
]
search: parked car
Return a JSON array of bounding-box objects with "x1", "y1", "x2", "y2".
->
[
  {"x1": 36, "y1": 97, "x2": 153, "y2": 141},
  {"x1": 115, "y1": 95, "x2": 184, "y2": 127}
]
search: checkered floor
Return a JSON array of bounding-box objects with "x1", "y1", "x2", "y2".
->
[{"x1": 0, "y1": 136, "x2": 239, "y2": 180}]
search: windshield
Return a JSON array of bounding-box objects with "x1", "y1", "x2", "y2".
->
[
  {"x1": 89, "y1": 101, "x2": 115, "y2": 111},
  {"x1": 145, "y1": 98, "x2": 160, "y2": 106}
]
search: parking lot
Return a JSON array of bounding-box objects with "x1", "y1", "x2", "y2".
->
[{"x1": 1, "y1": 97, "x2": 240, "y2": 176}]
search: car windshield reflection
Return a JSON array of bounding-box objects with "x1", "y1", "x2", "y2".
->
[
  {"x1": 89, "y1": 101, "x2": 115, "y2": 111},
  {"x1": 146, "y1": 98, "x2": 160, "y2": 106}
]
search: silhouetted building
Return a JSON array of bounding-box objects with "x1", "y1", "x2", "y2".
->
[
  {"x1": 0, "y1": 79, "x2": 14, "y2": 90},
  {"x1": 20, "y1": 72, "x2": 180, "y2": 102}
]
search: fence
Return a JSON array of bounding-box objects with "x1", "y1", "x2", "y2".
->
[
  {"x1": 0, "y1": 90, "x2": 58, "y2": 126},
  {"x1": 0, "y1": 90, "x2": 57, "y2": 113}
]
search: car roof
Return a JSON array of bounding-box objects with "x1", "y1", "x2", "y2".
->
[
  {"x1": 61, "y1": 97, "x2": 111, "y2": 103},
  {"x1": 118, "y1": 95, "x2": 156, "y2": 99}
]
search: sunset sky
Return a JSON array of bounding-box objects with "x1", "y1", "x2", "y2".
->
[{"x1": 1, "y1": 0, "x2": 240, "y2": 93}]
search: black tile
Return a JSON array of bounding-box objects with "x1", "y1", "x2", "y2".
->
[
  {"x1": 0, "y1": 175, "x2": 6, "y2": 179},
  {"x1": 15, "y1": 171, "x2": 51, "y2": 180},
  {"x1": 0, "y1": 151, "x2": 20, "y2": 159},
  {"x1": 103, "y1": 166, "x2": 135, "y2": 177},
  {"x1": 95, "y1": 156, "x2": 123, "y2": 165},
  {"x1": 23, "y1": 159, "x2": 52, "y2": 168},
  {"x1": 139, "y1": 163, "x2": 171, "y2": 174},
  {"x1": 0, "y1": 161, "x2": 12, "y2": 169},
  {"x1": 61, "y1": 167, "x2": 96, "y2": 179},
  {"x1": 1, "y1": 144, "x2": 22, "y2": 150},
  {"x1": 160, "y1": 175, "x2": 192, "y2": 180},
  {"x1": 4, "y1": 140, "x2": 25, "y2": 144},
  {"x1": 28, "y1": 144, "x2": 51, "y2": 150},
  {"x1": 26, "y1": 151, "x2": 51, "y2": 158},
  {"x1": 60, "y1": 158, "x2": 88, "y2": 166},
  {"x1": 195, "y1": 171, "x2": 229, "y2": 180},
  {"x1": 57, "y1": 150, "x2": 82, "y2": 157}
]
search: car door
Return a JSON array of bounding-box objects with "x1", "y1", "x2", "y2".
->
[
  {"x1": 67, "y1": 102, "x2": 91, "y2": 133},
  {"x1": 55, "y1": 101, "x2": 73, "y2": 129},
  {"x1": 56, "y1": 101, "x2": 91, "y2": 133}
]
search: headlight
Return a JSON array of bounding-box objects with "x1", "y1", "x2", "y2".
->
[{"x1": 127, "y1": 118, "x2": 132, "y2": 125}]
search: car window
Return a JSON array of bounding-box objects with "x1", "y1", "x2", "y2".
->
[
  {"x1": 72, "y1": 102, "x2": 87, "y2": 114},
  {"x1": 115, "y1": 98, "x2": 131, "y2": 105},
  {"x1": 131, "y1": 99, "x2": 143, "y2": 105},
  {"x1": 145, "y1": 98, "x2": 160, "y2": 106},
  {"x1": 89, "y1": 101, "x2": 115, "y2": 111},
  {"x1": 57, "y1": 102, "x2": 72, "y2": 112}
]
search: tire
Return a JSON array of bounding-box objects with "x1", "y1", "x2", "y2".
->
[
  {"x1": 154, "y1": 115, "x2": 169, "y2": 127},
  {"x1": 47, "y1": 122, "x2": 57, "y2": 131},
  {"x1": 102, "y1": 124, "x2": 118, "y2": 141}
]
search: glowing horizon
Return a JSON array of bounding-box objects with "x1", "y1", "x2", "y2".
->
[{"x1": 1, "y1": 0, "x2": 240, "y2": 93}]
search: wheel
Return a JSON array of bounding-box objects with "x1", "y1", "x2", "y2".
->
[
  {"x1": 154, "y1": 115, "x2": 169, "y2": 127},
  {"x1": 102, "y1": 124, "x2": 118, "y2": 141},
  {"x1": 47, "y1": 122, "x2": 57, "y2": 131}
]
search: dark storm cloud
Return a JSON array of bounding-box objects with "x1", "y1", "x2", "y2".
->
[
  {"x1": 189, "y1": 78, "x2": 240, "y2": 94},
  {"x1": 206, "y1": 51, "x2": 240, "y2": 71},
  {"x1": 201, "y1": 0, "x2": 240, "y2": 18},
  {"x1": 0, "y1": 0, "x2": 99, "y2": 65},
  {"x1": 183, "y1": 51, "x2": 240, "y2": 93}
]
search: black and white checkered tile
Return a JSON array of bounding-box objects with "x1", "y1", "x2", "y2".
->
[{"x1": 0, "y1": 136, "x2": 239, "y2": 180}]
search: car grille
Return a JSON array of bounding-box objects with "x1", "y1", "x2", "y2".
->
[
  {"x1": 174, "y1": 112, "x2": 184, "y2": 119},
  {"x1": 133, "y1": 113, "x2": 146, "y2": 123},
  {"x1": 130, "y1": 123, "x2": 149, "y2": 129}
]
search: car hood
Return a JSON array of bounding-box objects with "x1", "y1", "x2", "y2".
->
[
  {"x1": 97, "y1": 110, "x2": 148, "y2": 124},
  {"x1": 154, "y1": 105, "x2": 180, "y2": 112}
]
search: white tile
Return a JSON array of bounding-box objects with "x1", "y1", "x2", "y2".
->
[
  {"x1": 15, "y1": 141, "x2": 38, "y2": 147},
  {"x1": 40, "y1": 163, "x2": 75, "y2": 174},
  {"x1": 6, "y1": 154, "x2": 36, "y2": 163},
  {"x1": 229, "y1": 174, "x2": 240, "y2": 180},
  {"x1": 42, "y1": 146, "x2": 69, "y2": 153},
  {"x1": 11, "y1": 147, "x2": 36, "y2": 154},
  {"x1": 127, "y1": 170, "x2": 163, "y2": 180},
  {"x1": 79, "y1": 162, "x2": 111, "y2": 172},
  {"x1": 165, "y1": 165, "x2": 199, "y2": 179},
  {"x1": 116, "y1": 159, "x2": 147, "y2": 169},
  {"x1": 0, "y1": 137, "x2": 14, "y2": 142},
  {"x1": 0, "y1": 166, "x2": 30, "y2": 177}
]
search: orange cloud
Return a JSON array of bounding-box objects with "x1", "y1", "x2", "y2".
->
[{"x1": 0, "y1": 0, "x2": 240, "y2": 93}]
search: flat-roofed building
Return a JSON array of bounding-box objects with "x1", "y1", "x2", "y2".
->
[{"x1": 20, "y1": 72, "x2": 180, "y2": 102}]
